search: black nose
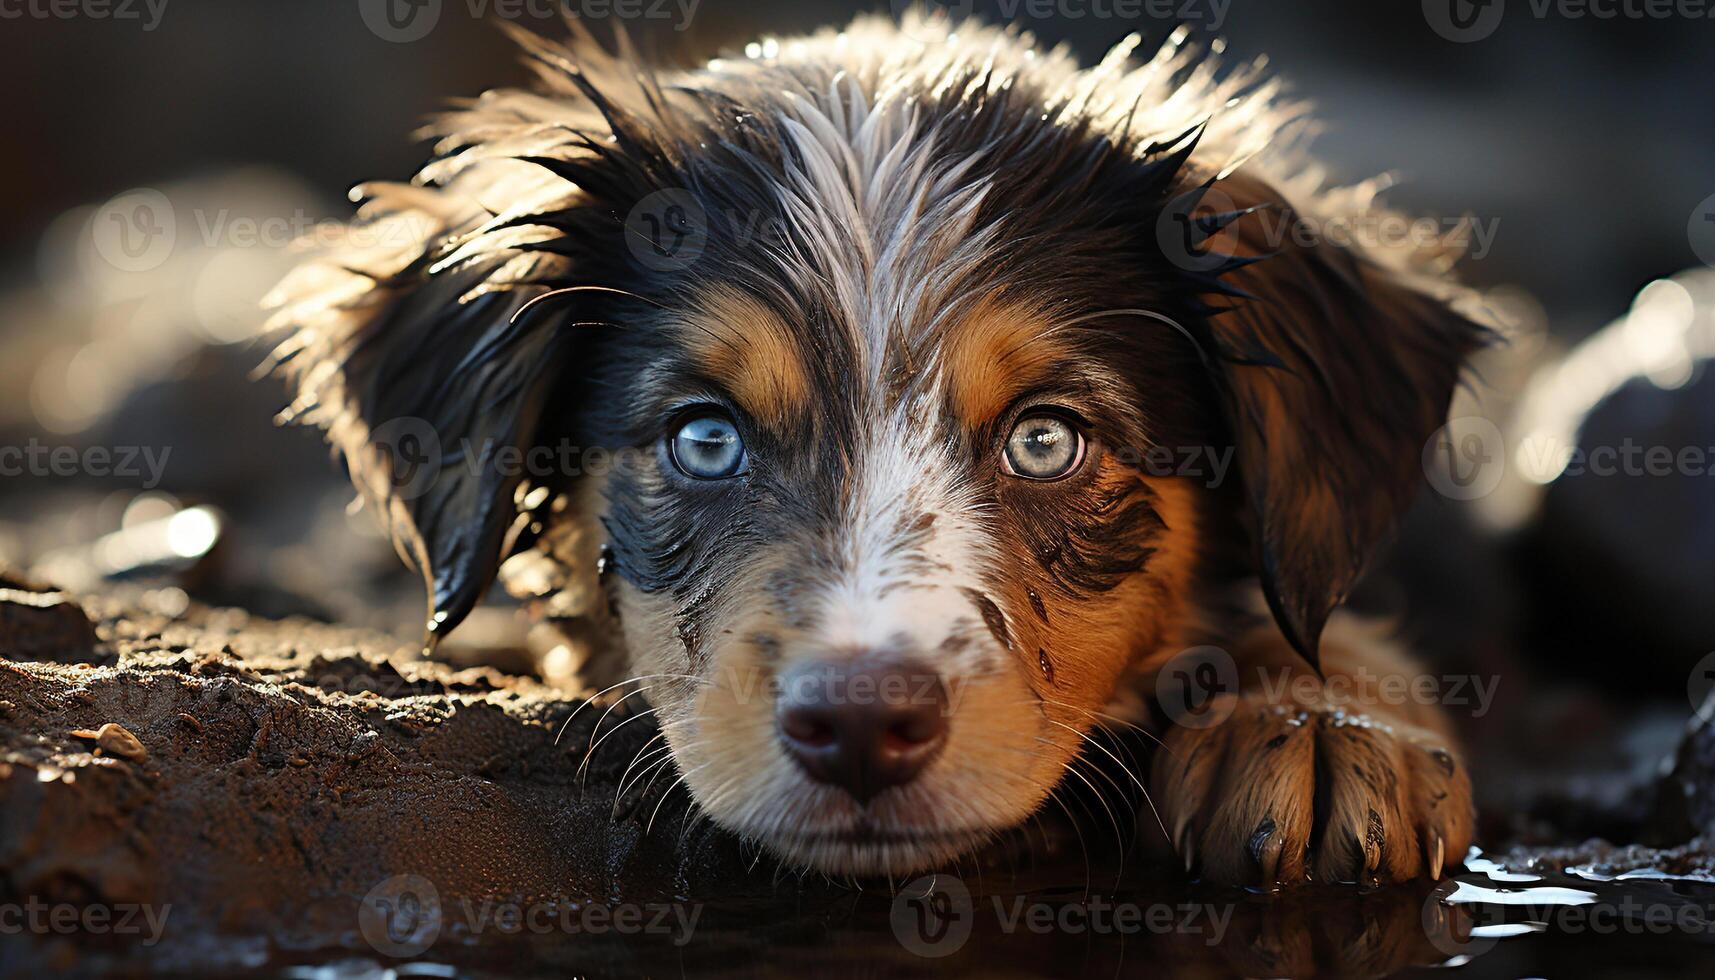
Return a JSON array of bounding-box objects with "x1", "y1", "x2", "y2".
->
[{"x1": 775, "y1": 658, "x2": 950, "y2": 804}]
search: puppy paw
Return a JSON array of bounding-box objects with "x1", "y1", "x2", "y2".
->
[{"x1": 1151, "y1": 694, "x2": 1474, "y2": 887}]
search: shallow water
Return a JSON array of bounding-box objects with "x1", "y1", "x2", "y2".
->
[{"x1": 255, "y1": 848, "x2": 1715, "y2": 979}]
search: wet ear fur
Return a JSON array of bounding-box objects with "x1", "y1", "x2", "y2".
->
[
  {"x1": 265, "y1": 230, "x2": 578, "y2": 644},
  {"x1": 263, "y1": 23, "x2": 688, "y2": 646},
  {"x1": 1175, "y1": 169, "x2": 1492, "y2": 666}
]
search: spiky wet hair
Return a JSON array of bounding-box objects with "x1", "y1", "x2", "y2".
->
[{"x1": 266, "y1": 14, "x2": 1488, "y2": 667}]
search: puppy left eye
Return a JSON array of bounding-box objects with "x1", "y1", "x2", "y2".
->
[
  {"x1": 670, "y1": 412, "x2": 748, "y2": 479},
  {"x1": 1003, "y1": 413, "x2": 1086, "y2": 480}
]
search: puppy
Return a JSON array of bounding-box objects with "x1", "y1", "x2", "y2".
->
[{"x1": 267, "y1": 14, "x2": 1483, "y2": 886}]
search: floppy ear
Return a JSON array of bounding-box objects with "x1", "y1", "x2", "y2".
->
[
  {"x1": 263, "y1": 24, "x2": 693, "y2": 645},
  {"x1": 1174, "y1": 170, "x2": 1492, "y2": 666},
  {"x1": 263, "y1": 182, "x2": 584, "y2": 644}
]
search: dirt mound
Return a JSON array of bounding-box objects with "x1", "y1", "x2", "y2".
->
[{"x1": 0, "y1": 576, "x2": 756, "y2": 975}]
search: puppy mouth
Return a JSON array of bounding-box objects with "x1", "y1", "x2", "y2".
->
[
  {"x1": 776, "y1": 825, "x2": 983, "y2": 846},
  {"x1": 764, "y1": 820, "x2": 997, "y2": 876}
]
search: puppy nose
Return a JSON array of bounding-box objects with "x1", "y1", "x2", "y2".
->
[{"x1": 775, "y1": 658, "x2": 949, "y2": 804}]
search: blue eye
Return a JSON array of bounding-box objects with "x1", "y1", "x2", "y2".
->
[
  {"x1": 1003, "y1": 414, "x2": 1085, "y2": 480},
  {"x1": 670, "y1": 412, "x2": 747, "y2": 479}
]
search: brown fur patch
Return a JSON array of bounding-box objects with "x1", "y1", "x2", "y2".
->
[
  {"x1": 1014, "y1": 472, "x2": 1201, "y2": 725},
  {"x1": 679, "y1": 285, "x2": 811, "y2": 426},
  {"x1": 940, "y1": 298, "x2": 1077, "y2": 428}
]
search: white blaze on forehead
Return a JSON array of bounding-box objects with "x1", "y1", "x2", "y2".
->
[
  {"x1": 812, "y1": 392, "x2": 999, "y2": 661},
  {"x1": 774, "y1": 81, "x2": 1001, "y2": 386},
  {"x1": 764, "y1": 85, "x2": 1017, "y2": 661}
]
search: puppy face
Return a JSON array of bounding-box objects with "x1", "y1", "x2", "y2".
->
[
  {"x1": 268, "y1": 18, "x2": 1486, "y2": 876},
  {"x1": 591, "y1": 283, "x2": 1208, "y2": 872}
]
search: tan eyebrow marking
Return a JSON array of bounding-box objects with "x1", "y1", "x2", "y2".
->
[
  {"x1": 939, "y1": 298, "x2": 1078, "y2": 428},
  {"x1": 678, "y1": 285, "x2": 811, "y2": 426}
]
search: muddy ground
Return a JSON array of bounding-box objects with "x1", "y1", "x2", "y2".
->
[{"x1": 4, "y1": 570, "x2": 1715, "y2": 978}]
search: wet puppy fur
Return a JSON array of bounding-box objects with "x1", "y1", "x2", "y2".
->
[{"x1": 268, "y1": 15, "x2": 1489, "y2": 880}]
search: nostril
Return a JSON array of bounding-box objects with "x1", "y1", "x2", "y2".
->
[
  {"x1": 886, "y1": 711, "x2": 944, "y2": 750},
  {"x1": 780, "y1": 708, "x2": 837, "y2": 749}
]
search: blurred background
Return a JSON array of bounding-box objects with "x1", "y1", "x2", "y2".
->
[{"x1": 1, "y1": 0, "x2": 1712, "y2": 839}]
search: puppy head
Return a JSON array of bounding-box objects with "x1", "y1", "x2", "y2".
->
[{"x1": 268, "y1": 18, "x2": 1488, "y2": 875}]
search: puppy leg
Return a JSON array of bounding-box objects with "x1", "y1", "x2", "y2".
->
[{"x1": 1149, "y1": 618, "x2": 1475, "y2": 887}]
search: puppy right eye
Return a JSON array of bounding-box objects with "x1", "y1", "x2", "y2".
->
[{"x1": 669, "y1": 412, "x2": 748, "y2": 480}]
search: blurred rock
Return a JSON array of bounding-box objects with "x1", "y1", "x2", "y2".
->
[{"x1": 0, "y1": 568, "x2": 107, "y2": 665}]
